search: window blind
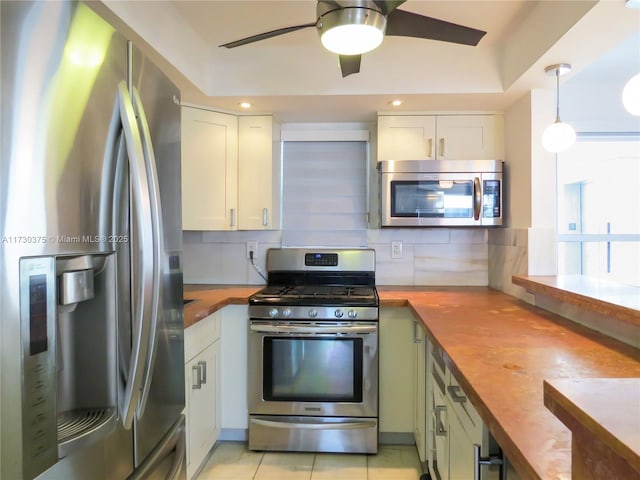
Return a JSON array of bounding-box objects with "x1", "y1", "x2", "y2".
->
[{"x1": 282, "y1": 141, "x2": 367, "y2": 247}]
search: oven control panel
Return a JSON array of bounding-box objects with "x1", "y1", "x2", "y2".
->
[
  {"x1": 305, "y1": 253, "x2": 338, "y2": 267},
  {"x1": 250, "y1": 305, "x2": 379, "y2": 321}
]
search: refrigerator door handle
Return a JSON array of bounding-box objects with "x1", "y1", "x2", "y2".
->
[
  {"x1": 117, "y1": 81, "x2": 154, "y2": 430},
  {"x1": 131, "y1": 86, "x2": 164, "y2": 419}
]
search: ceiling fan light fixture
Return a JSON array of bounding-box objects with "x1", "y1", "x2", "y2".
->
[{"x1": 319, "y1": 8, "x2": 386, "y2": 56}]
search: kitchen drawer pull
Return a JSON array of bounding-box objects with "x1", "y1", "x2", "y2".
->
[
  {"x1": 439, "y1": 138, "x2": 445, "y2": 157},
  {"x1": 474, "y1": 444, "x2": 506, "y2": 480},
  {"x1": 427, "y1": 138, "x2": 433, "y2": 158},
  {"x1": 230, "y1": 208, "x2": 237, "y2": 227},
  {"x1": 191, "y1": 365, "x2": 202, "y2": 389},
  {"x1": 447, "y1": 385, "x2": 467, "y2": 403},
  {"x1": 433, "y1": 405, "x2": 447, "y2": 436},
  {"x1": 263, "y1": 207, "x2": 268, "y2": 226},
  {"x1": 412, "y1": 321, "x2": 423, "y2": 344},
  {"x1": 198, "y1": 360, "x2": 207, "y2": 384}
]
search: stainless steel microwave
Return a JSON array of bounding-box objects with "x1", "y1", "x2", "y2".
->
[{"x1": 378, "y1": 160, "x2": 503, "y2": 227}]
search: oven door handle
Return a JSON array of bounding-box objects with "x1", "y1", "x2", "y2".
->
[
  {"x1": 252, "y1": 418, "x2": 377, "y2": 430},
  {"x1": 250, "y1": 324, "x2": 377, "y2": 335}
]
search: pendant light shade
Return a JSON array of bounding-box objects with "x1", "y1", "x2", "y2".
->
[
  {"x1": 542, "y1": 120, "x2": 576, "y2": 153},
  {"x1": 622, "y1": 73, "x2": 640, "y2": 116},
  {"x1": 542, "y1": 63, "x2": 576, "y2": 153},
  {"x1": 319, "y1": 8, "x2": 386, "y2": 55}
]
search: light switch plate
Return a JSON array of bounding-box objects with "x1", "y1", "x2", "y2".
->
[{"x1": 391, "y1": 241, "x2": 402, "y2": 259}]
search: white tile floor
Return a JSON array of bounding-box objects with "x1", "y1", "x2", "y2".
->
[{"x1": 196, "y1": 443, "x2": 424, "y2": 480}]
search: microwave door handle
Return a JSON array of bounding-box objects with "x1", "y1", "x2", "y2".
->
[{"x1": 473, "y1": 177, "x2": 482, "y2": 221}]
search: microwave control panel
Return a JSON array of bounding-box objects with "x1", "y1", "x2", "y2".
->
[{"x1": 483, "y1": 180, "x2": 501, "y2": 218}]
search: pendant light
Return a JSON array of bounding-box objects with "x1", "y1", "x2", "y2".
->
[{"x1": 542, "y1": 63, "x2": 576, "y2": 153}]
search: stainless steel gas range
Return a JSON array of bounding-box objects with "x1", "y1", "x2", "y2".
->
[{"x1": 247, "y1": 248, "x2": 379, "y2": 454}]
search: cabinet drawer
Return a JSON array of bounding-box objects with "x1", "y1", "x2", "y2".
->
[
  {"x1": 447, "y1": 374, "x2": 483, "y2": 443},
  {"x1": 185, "y1": 312, "x2": 221, "y2": 361}
]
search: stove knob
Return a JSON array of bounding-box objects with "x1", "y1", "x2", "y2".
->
[
  {"x1": 308, "y1": 308, "x2": 318, "y2": 318},
  {"x1": 348, "y1": 310, "x2": 358, "y2": 319},
  {"x1": 269, "y1": 308, "x2": 279, "y2": 318},
  {"x1": 282, "y1": 308, "x2": 292, "y2": 318},
  {"x1": 334, "y1": 309, "x2": 344, "y2": 319}
]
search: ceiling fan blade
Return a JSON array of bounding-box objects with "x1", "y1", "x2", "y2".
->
[
  {"x1": 339, "y1": 54, "x2": 361, "y2": 77},
  {"x1": 373, "y1": 1, "x2": 406, "y2": 15},
  {"x1": 386, "y1": 9, "x2": 486, "y2": 46},
  {"x1": 220, "y1": 22, "x2": 317, "y2": 48}
]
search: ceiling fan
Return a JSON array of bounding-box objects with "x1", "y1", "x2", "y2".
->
[{"x1": 219, "y1": 0, "x2": 487, "y2": 77}]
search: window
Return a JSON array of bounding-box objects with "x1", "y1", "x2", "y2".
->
[
  {"x1": 281, "y1": 141, "x2": 367, "y2": 247},
  {"x1": 557, "y1": 139, "x2": 640, "y2": 286}
]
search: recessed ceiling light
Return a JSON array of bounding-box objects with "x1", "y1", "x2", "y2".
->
[
  {"x1": 389, "y1": 100, "x2": 402, "y2": 106},
  {"x1": 239, "y1": 102, "x2": 252, "y2": 109}
]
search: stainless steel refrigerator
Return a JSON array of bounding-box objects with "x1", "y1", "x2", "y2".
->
[{"x1": 0, "y1": 1, "x2": 186, "y2": 479}]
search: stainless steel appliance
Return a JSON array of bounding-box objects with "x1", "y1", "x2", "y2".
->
[
  {"x1": 1, "y1": 2, "x2": 185, "y2": 479},
  {"x1": 379, "y1": 160, "x2": 503, "y2": 227},
  {"x1": 248, "y1": 248, "x2": 379, "y2": 454}
]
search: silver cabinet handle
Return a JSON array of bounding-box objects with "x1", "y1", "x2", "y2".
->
[
  {"x1": 474, "y1": 444, "x2": 506, "y2": 480},
  {"x1": 191, "y1": 365, "x2": 202, "y2": 389},
  {"x1": 413, "y1": 321, "x2": 423, "y2": 344},
  {"x1": 263, "y1": 207, "x2": 268, "y2": 226},
  {"x1": 447, "y1": 385, "x2": 467, "y2": 403},
  {"x1": 439, "y1": 138, "x2": 445, "y2": 157},
  {"x1": 427, "y1": 138, "x2": 433, "y2": 158},
  {"x1": 230, "y1": 208, "x2": 237, "y2": 227},
  {"x1": 433, "y1": 405, "x2": 447, "y2": 436},
  {"x1": 198, "y1": 360, "x2": 207, "y2": 384}
]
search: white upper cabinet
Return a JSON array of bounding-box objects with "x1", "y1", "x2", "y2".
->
[
  {"x1": 238, "y1": 115, "x2": 274, "y2": 230},
  {"x1": 377, "y1": 115, "x2": 436, "y2": 160},
  {"x1": 182, "y1": 107, "x2": 277, "y2": 231},
  {"x1": 377, "y1": 114, "x2": 504, "y2": 161},
  {"x1": 181, "y1": 107, "x2": 238, "y2": 230}
]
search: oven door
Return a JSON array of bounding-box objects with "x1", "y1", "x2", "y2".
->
[{"x1": 248, "y1": 320, "x2": 378, "y2": 418}]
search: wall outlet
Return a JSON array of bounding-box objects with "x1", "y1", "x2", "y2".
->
[
  {"x1": 246, "y1": 241, "x2": 258, "y2": 259},
  {"x1": 391, "y1": 241, "x2": 403, "y2": 259}
]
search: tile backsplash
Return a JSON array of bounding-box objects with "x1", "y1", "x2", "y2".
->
[{"x1": 183, "y1": 228, "x2": 491, "y2": 286}]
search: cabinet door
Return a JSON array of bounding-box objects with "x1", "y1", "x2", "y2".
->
[
  {"x1": 185, "y1": 341, "x2": 219, "y2": 480},
  {"x1": 435, "y1": 115, "x2": 503, "y2": 160},
  {"x1": 238, "y1": 116, "x2": 273, "y2": 230},
  {"x1": 377, "y1": 116, "x2": 436, "y2": 160},
  {"x1": 379, "y1": 308, "x2": 415, "y2": 434},
  {"x1": 448, "y1": 400, "x2": 476, "y2": 480},
  {"x1": 432, "y1": 382, "x2": 449, "y2": 480},
  {"x1": 414, "y1": 321, "x2": 427, "y2": 463},
  {"x1": 181, "y1": 107, "x2": 238, "y2": 230}
]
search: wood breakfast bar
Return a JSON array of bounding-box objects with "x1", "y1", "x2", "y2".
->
[{"x1": 183, "y1": 283, "x2": 640, "y2": 480}]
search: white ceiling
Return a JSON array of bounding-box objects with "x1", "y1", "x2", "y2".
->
[{"x1": 102, "y1": 0, "x2": 640, "y2": 126}]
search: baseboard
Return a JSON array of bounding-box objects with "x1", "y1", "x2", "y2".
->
[
  {"x1": 220, "y1": 428, "x2": 248, "y2": 441},
  {"x1": 379, "y1": 432, "x2": 415, "y2": 445}
]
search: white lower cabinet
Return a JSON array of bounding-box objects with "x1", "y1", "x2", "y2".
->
[
  {"x1": 379, "y1": 308, "x2": 416, "y2": 435},
  {"x1": 430, "y1": 344, "x2": 450, "y2": 480},
  {"x1": 414, "y1": 320, "x2": 428, "y2": 465},
  {"x1": 184, "y1": 312, "x2": 221, "y2": 480}
]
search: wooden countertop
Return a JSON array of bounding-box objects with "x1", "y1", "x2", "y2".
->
[
  {"x1": 183, "y1": 285, "x2": 262, "y2": 328},
  {"x1": 543, "y1": 378, "x2": 640, "y2": 476},
  {"x1": 512, "y1": 275, "x2": 640, "y2": 328},
  {"x1": 183, "y1": 284, "x2": 640, "y2": 480}
]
